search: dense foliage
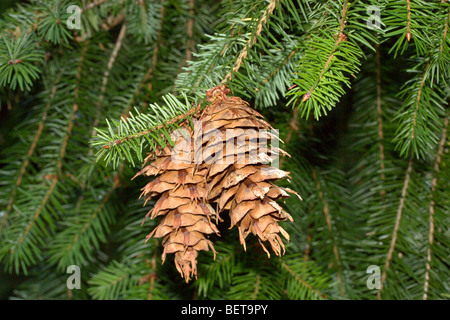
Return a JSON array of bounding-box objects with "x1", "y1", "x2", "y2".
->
[{"x1": 0, "y1": 0, "x2": 448, "y2": 300}]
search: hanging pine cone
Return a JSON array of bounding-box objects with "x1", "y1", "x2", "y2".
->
[
  {"x1": 197, "y1": 85, "x2": 301, "y2": 257},
  {"x1": 135, "y1": 85, "x2": 300, "y2": 282},
  {"x1": 134, "y1": 127, "x2": 219, "y2": 283}
]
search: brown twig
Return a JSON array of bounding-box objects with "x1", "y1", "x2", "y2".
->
[
  {"x1": 176, "y1": 0, "x2": 195, "y2": 76},
  {"x1": 91, "y1": 24, "x2": 127, "y2": 143},
  {"x1": 140, "y1": 4, "x2": 165, "y2": 99},
  {"x1": 14, "y1": 177, "x2": 58, "y2": 248},
  {"x1": 81, "y1": 0, "x2": 108, "y2": 13},
  {"x1": 281, "y1": 261, "x2": 329, "y2": 299},
  {"x1": 221, "y1": 0, "x2": 278, "y2": 84},
  {"x1": 406, "y1": 0, "x2": 411, "y2": 41},
  {"x1": 312, "y1": 169, "x2": 344, "y2": 296},
  {"x1": 376, "y1": 45, "x2": 386, "y2": 190},
  {"x1": 0, "y1": 74, "x2": 61, "y2": 231},
  {"x1": 423, "y1": 117, "x2": 448, "y2": 300},
  {"x1": 377, "y1": 158, "x2": 413, "y2": 299},
  {"x1": 410, "y1": 61, "x2": 430, "y2": 140}
]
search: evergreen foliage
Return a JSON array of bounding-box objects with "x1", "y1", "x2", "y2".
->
[{"x1": 0, "y1": 0, "x2": 448, "y2": 300}]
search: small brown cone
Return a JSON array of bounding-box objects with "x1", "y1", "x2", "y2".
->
[
  {"x1": 198, "y1": 85, "x2": 301, "y2": 257},
  {"x1": 136, "y1": 126, "x2": 219, "y2": 283},
  {"x1": 134, "y1": 85, "x2": 300, "y2": 282}
]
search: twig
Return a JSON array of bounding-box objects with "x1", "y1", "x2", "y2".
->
[
  {"x1": 81, "y1": 0, "x2": 108, "y2": 13},
  {"x1": 377, "y1": 158, "x2": 413, "y2": 299},
  {"x1": 312, "y1": 168, "x2": 344, "y2": 296},
  {"x1": 252, "y1": 275, "x2": 260, "y2": 300},
  {"x1": 176, "y1": 0, "x2": 195, "y2": 76},
  {"x1": 281, "y1": 261, "x2": 328, "y2": 299},
  {"x1": 423, "y1": 117, "x2": 448, "y2": 300},
  {"x1": 140, "y1": 4, "x2": 165, "y2": 98},
  {"x1": 0, "y1": 74, "x2": 61, "y2": 231},
  {"x1": 91, "y1": 24, "x2": 127, "y2": 142},
  {"x1": 376, "y1": 45, "x2": 386, "y2": 190},
  {"x1": 406, "y1": 0, "x2": 411, "y2": 41},
  {"x1": 15, "y1": 177, "x2": 58, "y2": 248},
  {"x1": 221, "y1": 0, "x2": 278, "y2": 84},
  {"x1": 411, "y1": 60, "x2": 430, "y2": 140}
]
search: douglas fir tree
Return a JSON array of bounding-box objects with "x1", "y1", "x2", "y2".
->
[{"x1": 0, "y1": 0, "x2": 448, "y2": 300}]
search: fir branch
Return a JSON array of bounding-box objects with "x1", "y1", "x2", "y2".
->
[
  {"x1": 141, "y1": 3, "x2": 165, "y2": 96},
  {"x1": 221, "y1": 0, "x2": 277, "y2": 84},
  {"x1": 91, "y1": 23, "x2": 127, "y2": 140},
  {"x1": 0, "y1": 73, "x2": 61, "y2": 231},
  {"x1": 186, "y1": 0, "x2": 195, "y2": 63},
  {"x1": 93, "y1": 94, "x2": 195, "y2": 168},
  {"x1": 287, "y1": 0, "x2": 365, "y2": 119},
  {"x1": 423, "y1": 116, "x2": 448, "y2": 300},
  {"x1": 0, "y1": 32, "x2": 44, "y2": 91},
  {"x1": 304, "y1": 0, "x2": 349, "y2": 100},
  {"x1": 57, "y1": 103, "x2": 79, "y2": 176},
  {"x1": 16, "y1": 177, "x2": 58, "y2": 247},
  {"x1": 392, "y1": 55, "x2": 445, "y2": 159},
  {"x1": 98, "y1": 23, "x2": 127, "y2": 107},
  {"x1": 376, "y1": 46, "x2": 385, "y2": 185},
  {"x1": 377, "y1": 158, "x2": 413, "y2": 300},
  {"x1": 384, "y1": 0, "x2": 442, "y2": 56},
  {"x1": 280, "y1": 261, "x2": 329, "y2": 300},
  {"x1": 312, "y1": 168, "x2": 344, "y2": 297}
]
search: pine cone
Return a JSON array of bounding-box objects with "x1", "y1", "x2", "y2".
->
[
  {"x1": 135, "y1": 85, "x2": 300, "y2": 282},
  {"x1": 135, "y1": 127, "x2": 219, "y2": 283},
  {"x1": 197, "y1": 85, "x2": 301, "y2": 257}
]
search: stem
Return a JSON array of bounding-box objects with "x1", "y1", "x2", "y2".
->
[
  {"x1": 221, "y1": 0, "x2": 278, "y2": 84},
  {"x1": 377, "y1": 158, "x2": 413, "y2": 299},
  {"x1": 423, "y1": 117, "x2": 448, "y2": 300},
  {"x1": 312, "y1": 168, "x2": 344, "y2": 296}
]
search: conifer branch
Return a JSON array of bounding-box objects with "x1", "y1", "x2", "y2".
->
[
  {"x1": 280, "y1": 261, "x2": 328, "y2": 299},
  {"x1": 186, "y1": 0, "x2": 195, "y2": 63},
  {"x1": 141, "y1": 4, "x2": 165, "y2": 96},
  {"x1": 376, "y1": 46, "x2": 385, "y2": 185},
  {"x1": 304, "y1": 0, "x2": 348, "y2": 103},
  {"x1": 312, "y1": 169, "x2": 344, "y2": 297},
  {"x1": 101, "y1": 24, "x2": 127, "y2": 105},
  {"x1": 423, "y1": 116, "x2": 448, "y2": 300},
  {"x1": 410, "y1": 61, "x2": 430, "y2": 141},
  {"x1": 377, "y1": 158, "x2": 413, "y2": 299},
  {"x1": 406, "y1": 0, "x2": 411, "y2": 41},
  {"x1": 16, "y1": 177, "x2": 58, "y2": 247},
  {"x1": 252, "y1": 275, "x2": 261, "y2": 300},
  {"x1": 261, "y1": 48, "x2": 297, "y2": 87},
  {"x1": 57, "y1": 104, "x2": 78, "y2": 176},
  {"x1": 221, "y1": 0, "x2": 277, "y2": 84},
  {"x1": 125, "y1": 4, "x2": 165, "y2": 116},
  {"x1": 91, "y1": 23, "x2": 127, "y2": 140},
  {"x1": 0, "y1": 74, "x2": 61, "y2": 231},
  {"x1": 147, "y1": 245, "x2": 158, "y2": 300}
]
